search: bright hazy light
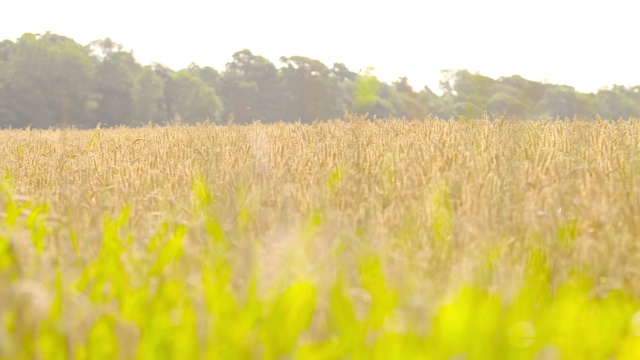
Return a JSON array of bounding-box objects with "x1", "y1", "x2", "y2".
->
[{"x1": 2, "y1": 0, "x2": 637, "y2": 93}]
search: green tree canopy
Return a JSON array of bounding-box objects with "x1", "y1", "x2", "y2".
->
[
  {"x1": 165, "y1": 70, "x2": 223, "y2": 124},
  {"x1": 2, "y1": 32, "x2": 640, "y2": 128},
  {"x1": 221, "y1": 49, "x2": 284, "y2": 123},
  {"x1": 5, "y1": 33, "x2": 94, "y2": 127},
  {"x1": 596, "y1": 86, "x2": 640, "y2": 119},
  {"x1": 131, "y1": 66, "x2": 165, "y2": 124},
  {"x1": 280, "y1": 56, "x2": 336, "y2": 122},
  {"x1": 354, "y1": 67, "x2": 381, "y2": 113},
  {"x1": 535, "y1": 85, "x2": 578, "y2": 119},
  {"x1": 0, "y1": 41, "x2": 13, "y2": 125},
  {"x1": 90, "y1": 38, "x2": 141, "y2": 126}
]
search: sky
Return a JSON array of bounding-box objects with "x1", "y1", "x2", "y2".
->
[{"x1": 2, "y1": 0, "x2": 638, "y2": 94}]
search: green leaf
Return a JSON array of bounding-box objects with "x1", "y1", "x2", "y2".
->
[
  {"x1": 148, "y1": 224, "x2": 188, "y2": 276},
  {"x1": 262, "y1": 281, "x2": 317, "y2": 356},
  {"x1": 87, "y1": 315, "x2": 119, "y2": 360},
  {"x1": 359, "y1": 257, "x2": 398, "y2": 330}
]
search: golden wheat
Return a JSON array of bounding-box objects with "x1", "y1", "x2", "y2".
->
[{"x1": 2, "y1": 114, "x2": 640, "y2": 358}]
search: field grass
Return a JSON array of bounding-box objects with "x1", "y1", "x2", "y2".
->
[{"x1": 2, "y1": 114, "x2": 640, "y2": 359}]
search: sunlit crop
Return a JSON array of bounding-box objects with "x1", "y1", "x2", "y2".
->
[{"x1": 2, "y1": 114, "x2": 640, "y2": 359}]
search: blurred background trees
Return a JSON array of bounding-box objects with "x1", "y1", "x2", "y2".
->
[
  {"x1": 90, "y1": 38, "x2": 140, "y2": 126},
  {"x1": 3, "y1": 33, "x2": 94, "y2": 128},
  {"x1": 220, "y1": 49, "x2": 284, "y2": 123},
  {"x1": 0, "y1": 32, "x2": 639, "y2": 128}
]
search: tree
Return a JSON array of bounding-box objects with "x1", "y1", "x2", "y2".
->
[
  {"x1": 220, "y1": 49, "x2": 284, "y2": 123},
  {"x1": 595, "y1": 87, "x2": 640, "y2": 119},
  {"x1": 393, "y1": 77, "x2": 428, "y2": 119},
  {"x1": 489, "y1": 75, "x2": 546, "y2": 118},
  {"x1": 131, "y1": 66, "x2": 165, "y2": 124},
  {"x1": 6, "y1": 33, "x2": 94, "y2": 128},
  {"x1": 186, "y1": 63, "x2": 219, "y2": 89},
  {"x1": 535, "y1": 85, "x2": 578, "y2": 119},
  {"x1": 354, "y1": 67, "x2": 381, "y2": 113},
  {"x1": 331, "y1": 63, "x2": 357, "y2": 82},
  {"x1": 439, "y1": 69, "x2": 495, "y2": 118},
  {"x1": 498, "y1": 75, "x2": 546, "y2": 109},
  {"x1": 575, "y1": 92, "x2": 597, "y2": 119},
  {"x1": 330, "y1": 63, "x2": 358, "y2": 117},
  {"x1": 6, "y1": 31, "x2": 640, "y2": 127},
  {"x1": 280, "y1": 56, "x2": 336, "y2": 122},
  {"x1": 0, "y1": 40, "x2": 14, "y2": 62},
  {"x1": 486, "y1": 93, "x2": 527, "y2": 118},
  {"x1": 90, "y1": 39, "x2": 141, "y2": 126},
  {"x1": 0, "y1": 40, "x2": 14, "y2": 125},
  {"x1": 418, "y1": 86, "x2": 446, "y2": 118},
  {"x1": 165, "y1": 70, "x2": 223, "y2": 123}
]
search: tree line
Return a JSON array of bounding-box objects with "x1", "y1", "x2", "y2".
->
[{"x1": 1, "y1": 32, "x2": 639, "y2": 128}]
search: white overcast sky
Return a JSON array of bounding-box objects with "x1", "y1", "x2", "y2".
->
[{"x1": 2, "y1": 0, "x2": 638, "y2": 93}]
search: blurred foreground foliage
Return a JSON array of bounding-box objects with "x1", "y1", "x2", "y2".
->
[{"x1": 1, "y1": 177, "x2": 640, "y2": 359}]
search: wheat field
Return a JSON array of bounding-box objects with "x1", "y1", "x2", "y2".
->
[{"x1": 2, "y1": 114, "x2": 640, "y2": 359}]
